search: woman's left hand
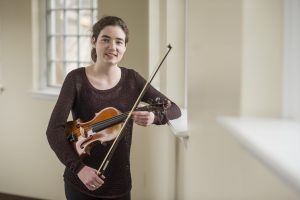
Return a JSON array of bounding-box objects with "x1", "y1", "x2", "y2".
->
[{"x1": 132, "y1": 111, "x2": 155, "y2": 126}]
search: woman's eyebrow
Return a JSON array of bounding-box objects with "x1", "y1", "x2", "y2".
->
[
  {"x1": 101, "y1": 35, "x2": 124, "y2": 42},
  {"x1": 101, "y1": 35, "x2": 110, "y2": 39}
]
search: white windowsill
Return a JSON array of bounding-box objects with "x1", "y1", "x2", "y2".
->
[
  {"x1": 31, "y1": 88, "x2": 60, "y2": 99},
  {"x1": 218, "y1": 116, "x2": 300, "y2": 194},
  {"x1": 168, "y1": 108, "x2": 189, "y2": 138}
]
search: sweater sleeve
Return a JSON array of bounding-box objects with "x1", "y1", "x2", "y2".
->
[
  {"x1": 132, "y1": 70, "x2": 181, "y2": 125},
  {"x1": 46, "y1": 71, "x2": 85, "y2": 174}
]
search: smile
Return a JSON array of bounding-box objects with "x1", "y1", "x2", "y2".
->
[{"x1": 105, "y1": 52, "x2": 117, "y2": 57}]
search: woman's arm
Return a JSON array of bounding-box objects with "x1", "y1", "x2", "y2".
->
[
  {"x1": 46, "y1": 71, "x2": 85, "y2": 174},
  {"x1": 132, "y1": 70, "x2": 182, "y2": 125}
]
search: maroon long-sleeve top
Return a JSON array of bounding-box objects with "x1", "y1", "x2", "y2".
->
[{"x1": 46, "y1": 67, "x2": 181, "y2": 198}]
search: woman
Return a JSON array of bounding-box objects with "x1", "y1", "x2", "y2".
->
[{"x1": 46, "y1": 16, "x2": 181, "y2": 200}]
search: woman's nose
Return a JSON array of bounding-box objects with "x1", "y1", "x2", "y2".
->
[{"x1": 108, "y1": 41, "x2": 117, "y2": 49}]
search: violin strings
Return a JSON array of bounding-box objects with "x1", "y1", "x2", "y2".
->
[
  {"x1": 92, "y1": 112, "x2": 129, "y2": 131},
  {"x1": 92, "y1": 106, "x2": 151, "y2": 131}
]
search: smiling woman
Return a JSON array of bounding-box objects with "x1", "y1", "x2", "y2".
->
[
  {"x1": 86, "y1": 25, "x2": 126, "y2": 91},
  {"x1": 46, "y1": 15, "x2": 181, "y2": 200}
]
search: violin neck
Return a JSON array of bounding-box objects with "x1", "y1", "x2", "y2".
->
[
  {"x1": 91, "y1": 106, "x2": 153, "y2": 133},
  {"x1": 91, "y1": 112, "x2": 130, "y2": 133}
]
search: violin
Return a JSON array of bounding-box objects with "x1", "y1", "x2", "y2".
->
[{"x1": 65, "y1": 99, "x2": 170, "y2": 156}]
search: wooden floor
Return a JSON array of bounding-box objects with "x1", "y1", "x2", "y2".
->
[{"x1": 0, "y1": 193, "x2": 44, "y2": 200}]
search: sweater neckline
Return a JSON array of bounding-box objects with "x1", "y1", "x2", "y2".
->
[{"x1": 82, "y1": 67, "x2": 125, "y2": 94}]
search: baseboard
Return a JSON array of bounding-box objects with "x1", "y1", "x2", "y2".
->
[{"x1": 0, "y1": 193, "x2": 44, "y2": 200}]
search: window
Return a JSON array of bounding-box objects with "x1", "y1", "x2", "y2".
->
[
  {"x1": 283, "y1": 0, "x2": 300, "y2": 122},
  {"x1": 148, "y1": 0, "x2": 188, "y2": 136},
  {"x1": 46, "y1": 0, "x2": 98, "y2": 87}
]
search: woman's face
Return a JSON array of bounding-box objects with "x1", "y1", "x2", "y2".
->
[{"x1": 92, "y1": 25, "x2": 127, "y2": 66}]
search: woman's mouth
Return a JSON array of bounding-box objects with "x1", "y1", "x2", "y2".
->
[{"x1": 105, "y1": 52, "x2": 117, "y2": 57}]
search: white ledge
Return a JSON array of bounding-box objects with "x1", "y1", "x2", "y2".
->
[
  {"x1": 168, "y1": 108, "x2": 188, "y2": 138},
  {"x1": 31, "y1": 88, "x2": 60, "y2": 100},
  {"x1": 218, "y1": 116, "x2": 300, "y2": 194}
]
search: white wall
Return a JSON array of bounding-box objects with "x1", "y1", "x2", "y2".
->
[
  {"x1": 176, "y1": 0, "x2": 300, "y2": 200},
  {"x1": 0, "y1": 0, "x2": 64, "y2": 199},
  {"x1": 241, "y1": 0, "x2": 282, "y2": 117}
]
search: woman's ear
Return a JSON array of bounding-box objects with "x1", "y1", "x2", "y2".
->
[{"x1": 91, "y1": 37, "x2": 96, "y2": 48}]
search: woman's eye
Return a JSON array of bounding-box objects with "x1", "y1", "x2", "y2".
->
[
  {"x1": 116, "y1": 41, "x2": 124, "y2": 45},
  {"x1": 101, "y1": 38, "x2": 109, "y2": 43}
]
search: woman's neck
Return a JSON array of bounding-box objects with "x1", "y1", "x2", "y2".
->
[
  {"x1": 92, "y1": 62, "x2": 118, "y2": 76},
  {"x1": 86, "y1": 63, "x2": 121, "y2": 90}
]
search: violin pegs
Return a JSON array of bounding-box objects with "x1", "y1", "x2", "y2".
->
[
  {"x1": 155, "y1": 97, "x2": 161, "y2": 104},
  {"x1": 164, "y1": 100, "x2": 171, "y2": 109},
  {"x1": 147, "y1": 99, "x2": 154, "y2": 104}
]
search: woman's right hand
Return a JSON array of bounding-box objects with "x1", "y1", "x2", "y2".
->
[{"x1": 77, "y1": 165, "x2": 105, "y2": 191}]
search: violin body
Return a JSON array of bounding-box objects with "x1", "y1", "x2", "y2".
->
[
  {"x1": 65, "y1": 107, "x2": 123, "y2": 156},
  {"x1": 65, "y1": 100, "x2": 170, "y2": 157}
]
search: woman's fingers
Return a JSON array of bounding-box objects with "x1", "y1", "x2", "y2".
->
[
  {"x1": 132, "y1": 111, "x2": 155, "y2": 126},
  {"x1": 78, "y1": 166, "x2": 105, "y2": 191}
]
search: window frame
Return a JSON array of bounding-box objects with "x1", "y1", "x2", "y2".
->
[
  {"x1": 282, "y1": 0, "x2": 300, "y2": 121},
  {"x1": 46, "y1": 0, "x2": 97, "y2": 88},
  {"x1": 31, "y1": 0, "x2": 97, "y2": 98}
]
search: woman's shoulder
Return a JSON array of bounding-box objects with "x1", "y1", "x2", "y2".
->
[
  {"x1": 67, "y1": 67, "x2": 85, "y2": 77},
  {"x1": 120, "y1": 66, "x2": 141, "y2": 79},
  {"x1": 120, "y1": 67, "x2": 146, "y2": 90},
  {"x1": 60, "y1": 67, "x2": 86, "y2": 89},
  {"x1": 63, "y1": 67, "x2": 86, "y2": 83}
]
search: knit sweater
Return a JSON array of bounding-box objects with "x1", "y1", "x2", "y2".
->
[{"x1": 46, "y1": 67, "x2": 181, "y2": 198}]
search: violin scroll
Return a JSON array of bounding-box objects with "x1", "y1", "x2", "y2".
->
[{"x1": 145, "y1": 98, "x2": 171, "y2": 112}]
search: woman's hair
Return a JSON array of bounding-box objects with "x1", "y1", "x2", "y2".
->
[{"x1": 91, "y1": 16, "x2": 129, "y2": 62}]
